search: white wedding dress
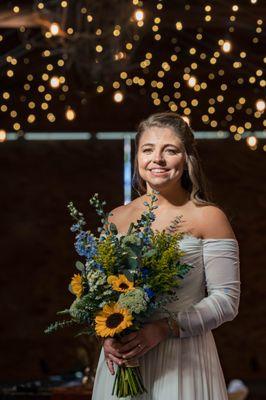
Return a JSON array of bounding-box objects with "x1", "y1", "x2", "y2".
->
[{"x1": 91, "y1": 234, "x2": 241, "y2": 400}]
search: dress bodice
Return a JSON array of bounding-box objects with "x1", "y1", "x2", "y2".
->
[{"x1": 167, "y1": 234, "x2": 206, "y2": 311}]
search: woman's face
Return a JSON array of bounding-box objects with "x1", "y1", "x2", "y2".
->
[{"x1": 137, "y1": 126, "x2": 187, "y2": 190}]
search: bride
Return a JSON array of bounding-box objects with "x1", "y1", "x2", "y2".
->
[{"x1": 92, "y1": 111, "x2": 241, "y2": 399}]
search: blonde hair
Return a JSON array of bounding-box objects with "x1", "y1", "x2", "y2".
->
[{"x1": 132, "y1": 111, "x2": 217, "y2": 207}]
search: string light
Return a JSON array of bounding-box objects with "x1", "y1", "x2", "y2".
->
[
  {"x1": 247, "y1": 135, "x2": 257, "y2": 148},
  {"x1": 50, "y1": 76, "x2": 60, "y2": 89},
  {"x1": 0, "y1": 1, "x2": 263, "y2": 149},
  {"x1": 65, "y1": 107, "x2": 76, "y2": 121},
  {"x1": 256, "y1": 99, "x2": 265, "y2": 112},
  {"x1": 222, "y1": 41, "x2": 232, "y2": 52},
  {"x1": 134, "y1": 9, "x2": 144, "y2": 22},
  {"x1": 50, "y1": 23, "x2": 60, "y2": 36},
  {"x1": 175, "y1": 21, "x2": 183, "y2": 31},
  {"x1": 188, "y1": 76, "x2": 197, "y2": 88},
  {"x1": 113, "y1": 91, "x2": 124, "y2": 102}
]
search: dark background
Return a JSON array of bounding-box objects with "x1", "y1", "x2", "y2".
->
[{"x1": 0, "y1": 137, "x2": 265, "y2": 386}]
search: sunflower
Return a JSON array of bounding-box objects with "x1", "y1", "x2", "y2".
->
[
  {"x1": 107, "y1": 274, "x2": 134, "y2": 293},
  {"x1": 70, "y1": 273, "x2": 83, "y2": 298},
  {"x1": 95, "y1": 303, "x2": 133, "y2": 337}
]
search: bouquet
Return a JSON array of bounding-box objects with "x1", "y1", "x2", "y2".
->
[{"x1": 45, "y1": 190, "x2": 193, "y2": 398}]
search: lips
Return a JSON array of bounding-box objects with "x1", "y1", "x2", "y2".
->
[
  {"x1": 149, "y1": 168, "x2": 169, "y2": 171},
  {"x1": 149, "y1": 168, "x2": 169, "y2": 175}
]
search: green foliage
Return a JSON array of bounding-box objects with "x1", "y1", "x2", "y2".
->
[
  {"x1": 140, "y1": 230, "x2": 189, "y2": 293},
  {"x1": 47, "y1": 189, "x2": 194, "y2": 343},
  {"x1": 69, "y1": 297, "x2": 90, "y2": 323},
  {"x1": 94, "y1": 235, "x2": 117, "y2": 275},
  {"x1": 89, "y1": 193, "x2": 112, "y2": 235},
  {"x1": 75, "y1": 261, "x2": 85, "y2": 272},
  {"x1": 44, "y1": 319, "x2": 77, "y2": 334}
]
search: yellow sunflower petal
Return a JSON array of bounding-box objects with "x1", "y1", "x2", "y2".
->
[
  {"x1": 107, "y1": 274, "x2": 134, "y2": 293},
  {"x1": 70, "y1": 273, "x2": 83, "y2": 298},
  {"x1": 95, "y1": 302, "x2": 133, "y2": 337},
  {"x1": 107, "y1": 275, "x2": 116, "y2": 285}
]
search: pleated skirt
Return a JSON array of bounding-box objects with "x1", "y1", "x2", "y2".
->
[{"x1": 91, "y1": 330, "x2": 228, "y2": 400}]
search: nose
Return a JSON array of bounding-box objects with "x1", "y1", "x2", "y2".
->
[{"x1": 152, "y1": 151, "x2": 166, "y2": 164}]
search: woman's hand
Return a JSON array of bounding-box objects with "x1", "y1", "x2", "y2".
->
[
  {"x1": 103, "y1": 337, "x2": 125, "y2": 375},
  {"x1": 115, "y1": 319, "x2": 169, "y2": 361}
]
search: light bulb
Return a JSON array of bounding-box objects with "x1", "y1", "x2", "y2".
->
[
  {"x1": 65, "y1": 107, "x2": 76, "y2": 121},
  {"x1": 222, "y1": 41, "x2": 232, "y2": 52},
  {"x1": 134, "y1": 9, "x2": 144, "y2": 21},
  {"x1": 114, "y1": 91, "x2": 124, "y2": 103},
  {"x1": 256, "y1": 99, "x2": 265, "y2": 112},
  {"x1": 50, "y1": 23, "x2": 60, "y2": 36},
  {"x1": 50, "y1": 76, "x2": 60, "y2": 88}
]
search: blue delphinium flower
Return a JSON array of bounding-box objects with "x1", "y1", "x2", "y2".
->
[
  {"x1": 148, "y1": 211, "x2": 156, "y2": 222},
  {"x1": 74, "y1": 231, "x2": 97, "y2": 258},
  {"x1": 93, "y1": 261, "x2": 104, "y2": 272},
  {"x1": 144, "y1": 287, "x2": 155, "y2": 300},
  {"x1": 141, "y1": 267, "x2": 149, "y2": 279},
  {"x1": 136, "y1": 230, "x2": 151, "y2": 246},
  {"x1": 142, "y1": 226, "x2": 153, "y2": 245},
  {"x1": 70, "y1": 222, "x2": 81, "y2": 232}
]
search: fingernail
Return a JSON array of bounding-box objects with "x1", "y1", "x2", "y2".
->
[{"x1": 122, "y1": 355, "x2": 126, "y2": 359}]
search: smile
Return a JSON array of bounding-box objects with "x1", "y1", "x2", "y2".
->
[{"x1": 149, "y1": 168, "x2": 169, "y2": 175}]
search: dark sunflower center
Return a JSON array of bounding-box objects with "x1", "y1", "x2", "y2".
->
[
  {"x1": 119, "y1": 283, "x2": 129, "y2": 290},
  {"x1": 106, "y1": 313, "x2": 124, "y2": 328}
]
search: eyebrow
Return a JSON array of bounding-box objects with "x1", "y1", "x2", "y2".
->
[{"x1": 141, "y1": 143, "x2": 180, "y2": 149}]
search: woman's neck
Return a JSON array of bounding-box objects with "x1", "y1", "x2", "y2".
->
[{"x1": 144, "y1": 187, "x2": 190, "y2": 208}]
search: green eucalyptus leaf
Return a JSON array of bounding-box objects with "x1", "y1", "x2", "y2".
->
[
  {"x1": 144, "y1": 249, "x2": 157, "y2": 258},
  {"x1": 56, "y1": 309, "x2": 70, "y2": 315},
  {"x1": 75, "y1": 261, "x2": 85, "y2": 271},
  {"x1": 122, "y1": 234, "x2": 141, "y2": 245},
  {"x1": 123, "y1": 244, "x2": 142, "y2": 257},
  {"x1": 120, "y1": 269, "x2": 134, "y2": 282},
  {"x1": 128, "y1": 257, "x2": 138, "y2": 270}
]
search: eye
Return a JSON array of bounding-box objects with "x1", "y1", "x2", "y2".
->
[
  {"x1": 166, "y1": 149, "x2": 177, "y2": 154},
  {"x1": 143, "y1": 148, "x2": 152, "y2": 153}
]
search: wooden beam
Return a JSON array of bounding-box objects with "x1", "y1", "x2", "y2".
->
[{"x1": 0, "y1": 10, "x2": 40, "y2": 28}]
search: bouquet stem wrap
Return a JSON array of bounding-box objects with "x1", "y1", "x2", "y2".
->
[{"x1": 112, "y1": 358, "x2": 147, "y2": 398}]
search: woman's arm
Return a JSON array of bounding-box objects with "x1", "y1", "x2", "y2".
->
[
  {"x1": 173, "y1": 206, "x2": 241, "y2": 338},
  {"x1": 175, "y1": 238, "x2": 240, "y2": 338}
]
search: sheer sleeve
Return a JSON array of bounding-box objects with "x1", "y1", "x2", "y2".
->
[{"x1": 174, "y1": 239, "x2": 241, "y2": 338}]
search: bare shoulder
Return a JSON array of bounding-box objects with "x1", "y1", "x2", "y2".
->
[
  {"x1": 108, "y1": 204, "x2": 128, "y2": 224},
  {"x1": 107, "y1": 197, "x2": 141, "y2": 231},
  {"x1": 197, "y1": 205, "x2": 237, "y2": 240}
]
